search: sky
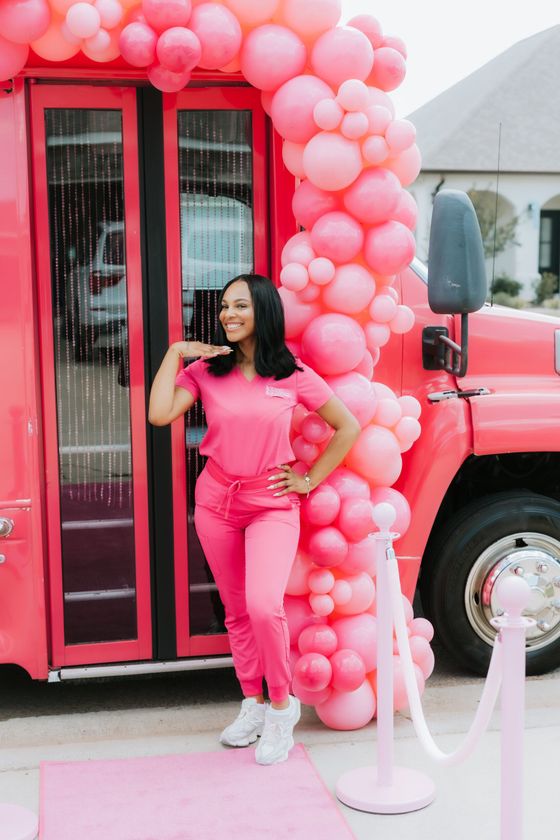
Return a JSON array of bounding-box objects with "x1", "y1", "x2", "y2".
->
[{"x1": 341, "y1": 0, "x2": 559, "y2": 116}]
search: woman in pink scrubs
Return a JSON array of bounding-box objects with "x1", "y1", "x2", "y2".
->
[{"x1": 149, "y1": 274, "x2": 360, "y2": 765}]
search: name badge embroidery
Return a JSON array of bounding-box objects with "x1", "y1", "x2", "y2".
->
[{"x1": 265, "y1": 385, "x2": 295, "y2": 400}]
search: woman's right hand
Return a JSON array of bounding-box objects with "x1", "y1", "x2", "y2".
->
[{"x1": 171, "y1": 341, "x2": 233, "y2": 359}]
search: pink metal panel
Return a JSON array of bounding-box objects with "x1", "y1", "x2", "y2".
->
[{"x1": 471, "y1": 392, "x2": 560, "y2": 456}]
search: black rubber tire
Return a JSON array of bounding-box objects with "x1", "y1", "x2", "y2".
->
[{"x1": 419, "y1": 491, "x2": 560, "y2": 676}]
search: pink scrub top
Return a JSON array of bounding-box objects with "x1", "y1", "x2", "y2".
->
[{"x1": 176, "y1": 360, "x2": 334, "y2": 476}]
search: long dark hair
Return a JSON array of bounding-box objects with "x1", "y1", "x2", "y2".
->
[{"x1": 206, "y1": 274, "x2": 302, "y2": 380}]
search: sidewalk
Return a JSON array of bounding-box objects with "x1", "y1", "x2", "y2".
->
[{"x1": 1, "y1": 674, "x2": 558, "y2": 839}]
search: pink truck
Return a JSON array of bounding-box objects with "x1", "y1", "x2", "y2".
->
[{"x1": 1, "y1": 69, "x2": 559, "y2": 687}]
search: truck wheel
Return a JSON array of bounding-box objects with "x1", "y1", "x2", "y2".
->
[{"x1": 420, "y1": 491, "x2": 560, "y2": 676}]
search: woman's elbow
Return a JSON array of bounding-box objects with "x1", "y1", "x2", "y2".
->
[
  {"x1": 148, "y1": 411, "x2": 170, "y2": 427},
  {"x1": 347, "y1": 416, "x2": 361, "y2": 441}
]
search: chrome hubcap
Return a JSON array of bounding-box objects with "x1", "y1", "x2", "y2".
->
[{"x1": 465, "y1": 532, "x2": 560, "y2": 650}]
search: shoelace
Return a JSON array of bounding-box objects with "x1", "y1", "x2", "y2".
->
[{"x1": 260, "y1": 720, "x2": 291, "y2": 743}]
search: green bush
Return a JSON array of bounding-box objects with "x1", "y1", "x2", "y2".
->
[
  {"x1": 541, "y1": 297, "x2": 560, "y2": 310},
  {"x1": 489, "y1": 275, "x2": 523, "y2": 297},
  {"x1": 533, "y1": 273, "x2": 558, "y2": 305},
  {"x1": 491, "y1": 291, "x2": 525, "y2": 309}
]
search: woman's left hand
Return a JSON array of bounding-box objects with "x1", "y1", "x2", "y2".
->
[{"x1": 268, "y1": 465, "x2": 310, "y2": 496}]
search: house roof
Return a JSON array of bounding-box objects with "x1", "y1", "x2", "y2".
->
[{"x1": 407, "y1": 25, "x2": 560, "y2": 173}]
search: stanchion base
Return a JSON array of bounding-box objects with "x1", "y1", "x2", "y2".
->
[
  {"x1": 0, "y1": 804, "x2": 38, "y2": 840},
  {"x1": 336, "y1": 765, "x2": 436, "y2": 814}
]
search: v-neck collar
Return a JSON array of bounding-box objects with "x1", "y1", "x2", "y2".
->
[{"x1": 235, "y1": 365, "x2": 259, "y2": 384}]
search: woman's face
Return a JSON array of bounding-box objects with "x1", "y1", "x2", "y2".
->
[{"x1": 219, "y1": 280, "x2": 255, "y2": 343}]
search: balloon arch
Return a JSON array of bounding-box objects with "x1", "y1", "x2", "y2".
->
[{"x1": 0, "y1": 0, "x2": 434, "y2": 730}]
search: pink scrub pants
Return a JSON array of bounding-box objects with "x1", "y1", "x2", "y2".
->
[{"x1": 194, "y1": 458, "x2": 301, "y2": 704}]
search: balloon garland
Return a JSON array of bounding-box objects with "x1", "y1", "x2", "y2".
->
[{"x1": 0, "y1": 0, "x2": 434, "y2": 730}]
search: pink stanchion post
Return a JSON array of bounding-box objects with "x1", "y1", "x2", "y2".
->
[
  {"x1": 0, "y1": 804, "x2": 38, "y2": 840},
  {"x1": 336, "y1": 502, "x2": 436, "y2": 814}
]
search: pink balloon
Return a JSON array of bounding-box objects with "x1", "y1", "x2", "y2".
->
[
  {"x1": 338, "y1": 534, "x2": 376, "y2": 577},
  {"x1": 302, "y1": 314, "x2": 366, "y2": 376},
  {"x1": 241, "y1": 24, "x2": 306, "y2": 91},
  {"x1": 271, "y1": 74, "x2": 334, "y2": 144},
  {"x1": 281, "y1": 231, "x2": 315, "y2": 267},
  {"x1": 301, "y1": 413, "x2": 331, "y2": 444},
  {"x1": 385, "y1": 144, "x2": 422, "y2": 187},
  {"x1": 408, "y1": 617, "x2": 434, "y2": 643},
  {"x1": 189, "y1": 2, "x2": 241, "y2": 69},
  {"x1": 285, "y1": 550, "x2": 313, "y2": 596},
  {"x1": 373, "y1": 397, "x2": 402, "y2": 427},
  {"x1": 341, "y1": 112, "x2": 369, "y2": 140},
  {"x1": 347, "y1": 13, "x2": 384, "y2": 49},
  {"x1": 398, "y1": 395, "x2": 421, "y2": 419},
  {"x1": 223, "y1": 0, "x2": 279, "y2": 26},
  {"x1": 302, "y1": 483, "x2": 341, "y2": 527},
  {"x1": 343, "y1": 167, "x2": 401, "y2": 225},
  {"x1": 364, "y1": 322, "x2": 391, "y2": 350},
  {"x1": 292, "y1": 180, "x2": 339, "y2": 230},
  {"x1": 310, "y1": 212, "x2": 363, "y2": 264},
  {"x1": 394, "y1": 415, "x2": 421, "y2": 452},
  {"x1": 367, "y1": 86, "x2": 396, "y2": 115},
  {"x1": 261, "y1": 89, "x2": 274, "y2": 116},
  {"x1": 298, "y1": 622, "x2": 338, "y2": 657},
  {"x1": 335, "y1": 572, "x2": 375, "y2": 615},
  {"x1": 156, "y1": 26, "x2": 201, "y2": 72},
  {"x1": 297, "y1": 283, "x2": 320, "y2": 303},
  {"x1": 383, "y1": 34, "x2": 407, "y2": 58},
  {"x1": 292, "y1": 674, "x2": 332, "y2": 707},
  {"x1": 328, "y1": 467, "x2": 370, "y2": 500},
  {"x1": 389, "y1": 305, "x2": 415, "y2": 334},
  {"x1": 353, "y1": 350, "x2": 374, "y2": 380},
  {"x1": 373, "y1": 382, "x2": 397, "y2": 401},
  {"x1": 330, "y1": 648, "x2": 366, "y2": 692},
  {"x1": 308, "y1": 257, "x2": 336, "y2": 286},
  {"x1": 369, "y1": 293, "x2": 398, "y2": 323},
  {"x1": 308, "y1": 526, "x2": 348, "y2": 568},
  {"x1": 284, "y1": 594, "x2": 318, "y2": 642},
  {"x1": 322, "y1": 263, "x2": 375, "y2": 315},
  {"x1": 409, "y1": 636, "x2": 435, "y2": 680},
  {"x1": 292, "y1": 435, "x2": 319, "y2": 465},
  {"x1": 303, "y1": 132, "x2": 363, "y2": 191},
  {"x1": 365, "y1": 104, "x2": 392, "y2": 134},
  {"x1": 308, "y1": 568, "x2": 335, "y2": 595},
  {"x1": 330, "y1": 578, "x2": 352, "y2": 605},
  {"x1": 368, "y1": 46, "x2": 406, "y2": 92},
  {"x1": 362, "y1": 135, "x2": 390, "y2": 166},
  {"x1": 311, "y1": 26, "x2": 373, "y2": 88},
  {"x1": 31, "y1": 17, "x2": 79, "y2": 59},
  {"x1": 309, "y1": 592, "x2": 335, "y2": 616},
  {"x1": 391, "y1": 189, "x2": 418, "y2": 230},
  {"x1": 0, "y1": 34, "x2": 28, "y2": 77},
  {"x1": 325, "y1": 372, "x2": 376, "y2": 428},
  {"x1": 0, "y1": 0, "x2": 50, "y2": 43},
  {"x1": 278, "y1": 287, "x2": 321, "y2": 339},
  {"x1": 94, "y1": 0, "x2": 123, "y2": 29},
  {"x1": 386, "y1": 118, "x2": 416, "y2": 153},
  {"x1": 316, "y1": 680, "x2": 376, "y2": 730},
  {"x1": 83, "y1": 25, "x2": 121, "y2": 61},
  {"x1": 337, "y1": 496, "x2": 374, "y2": 542},
  {"x1": 119, "y1": 21, "x2": 157, "y2": 66},
  {"x1": 346, "y1": 425, "x2": 402, "y2": 486},
  {"x1": 393, "y1": 658, "x2": 425, "y2": 713},
  {"x1": 66, "y1": 3, "x2": 101, "y2": 38},
  {"x1": 331, "y1": 613, "x2": 377, "y2": 671},
  {"x1": 292, "y1": 403, "x2": 309, "y2": 433},
  {"x1": 278, "y1": 0, "x2": 342, "y2": 43},
  {"x1": 293, "y1": 651, "x2": 332, "y2": 692},
  {"x1": 337, "y1": 78, "x2": 370, "y2": 112},
  {"x1": 280, "y1": 262, "x2": 309, "y2": 292},
  {"x1": 370, "y1": 487, "x2": 410, "y2": 537},
  {"x1": 364, "y1": 221, "x2": 416, "y2": 276},
  {"x1": 313, "y1": 98, "x2": 343, "y2": 131},
  {"x1": 282, "y1": 140, "x2": 306, "y2": 177},
  {"x1": 143, "y1": 0, "x2": 191, "y2": 33},
  {"x1": 147, "y1": 62, "x2": 191, "y2": 92}
]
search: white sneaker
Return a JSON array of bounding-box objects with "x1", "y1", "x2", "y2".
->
[
  {"x1": 255, "y1": 696, "x2": 301, "y2": 766},
  {"x1": 219, "y1": 698, "x2": 266, "y2": 747}
]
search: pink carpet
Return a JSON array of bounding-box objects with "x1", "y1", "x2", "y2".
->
[{"x1": 40, "y1": 744, "x2": 355, "y2": 839}]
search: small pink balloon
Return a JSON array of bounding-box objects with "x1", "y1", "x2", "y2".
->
[
  {"x1": 308, "y1": 257, "x2": 335, "y2": 286},
  {"x1": 331, "y1": 613, "x2": 377, "y2": 671},
  {"x1": 0, "y1": 0, "x2": 50, "y2": 43},
  {"x1": 328, "y1": 467, "x2": 370, "y2": 500},
  {"x1": 189, "y1": 2, "x2": 241, "y2": 70},
  {"x1": 393, "y1": 657, "x2": 425, "y2": 713},
  {"x1": 282, "y1": 140, "x2": 306, "y2": 178},
  {"x1": 367, "y1": 86, "x2": 396, "y2": 114},
  {"x1": 338, "y1": 533, "x2": 376, "y2": 577},
  {"x1": 373, "y1": 382, "x2": 398, "y2": 400},
  {"x1": 335, "y1": 572, "x2": 375, "y2": 615},
  {"x1": 66, "y1": 3, "x2": 101, "y2": 38},
  {"x1": 292, "y1": 674, "x2": 332, "y2": 707},
  {"x1": 330, "y1": 578, "x2": 352, "y2": 605},
  {"x1": 271, "y1": 74, "x2": 334, "y2": 144},
  {"x1": 325, "y1": 371, "x2": 377, "y2": 428},
  {"x1": 364, "y1": 221, "x2": 416, "y2": 276},
  {"x1": 343, "y1": 167, "x2": 401, "y2": 226},
  {"x1": 223, "y1": 0, "x2": 280, "y2": 26},
  {"x1": 292, "y1": 435, "x2": 319, "y2": 465},
  {"x1": 297, "y1": 283, "x2": 321, "y2": 303},
  {"x1": 409, "y1": 636, "x2": 435, "y2": 680},
  {"x1": 322, "y1": 263, "x2": 375, "y2": 315},
  {"x1": 391, "y1": 189, "x2": 418, "y2": 230},
  {"x1": 362, "y1": 135, "x2": 390, "y2": 165},
  {"x1": 365, "y1": 104, "x2": 392, "y2": 134},
  {"x1": 142, "y1": 0, "x2": 191, "y2": 33},
  {"x1": 330, "y1": 648, "x2": 366, "y2": 692},
  {"x1": 302, "y1": 313, "x2": 366, "y2": 376},
  {"x1": 119, "y1": 21, "x2": 157, "y2": 67},
  {"x1": 280, "y1": 262, "x2": 309, "y2": 292},
  {"x1": 310, "y1": 211, "x2": 364, "y2": 264},
  {"x1": 389, "y1": 304, "x2": 415, "y2": 334},
  {"x1": 353, "y1": 350, "x2": 374, "y2": 380},
  {"x1": 286, "y1": 550, "x2": 313, "y2": 596},
  {"x1": 313, "y1": 98, "x2": 344, "y2": 131},
  {"x1": 308, "y1": 568, "x2": 335, "y2": 595},
  {"x1": 292, "y1": 180, "x2": 339, "y2": 230},
  {"x1": 346, "y1": 425, "x2": 402, "y2": 486},
  {"x1": 368, "y1": 46, "x2": 406, "y2": 92},
  {"x1": 278, "y1": 287, "x2": 321, "y2": 339},
  {"x1": 309, "y1": 592, "x2": 335, "y2": 616},
  {"x1": 303, "y1": 131, "x2": 363, "y2": 192},
  {"x1": 293, "y1": 651, "x2": 333, "y2": 692},
  {"x1": 386, "y1": 118, "x2": 416, "y2": 153},
  {"x1": 394, "y1": 415, "x2": 421, "y2": 452},
  {"x1": 94, "y1": 0, "x2": 122, "y2": 28},
  {"x1": 284, "y1": 594, "x2": 318, "y2": 642},
  {"x1": 383, "y1": 34, "x2": 407, "y2": 58},
  {"x1": 347, "y1": 13, "x2": 384, "y2": 49},
  {"x1": 337, "y1": 78, "x2": 370, "y2": 112},
  {"x1": 302, "y1": 483, "x2": 341, "y2": 527},
  {"x1": 316, "y1": 679, "x2": 376, "y2": 730},
  {"x1": 301, "y1": 413, "x2": 331, "y2": 444},
  {"x1": 341, "y1": 112, "x2": 369, "y2": 140},
  {"x1": 147, "y1": 62, "x2": 191, "y2": 92},
  {"x1": 241, "y1": 24, "x2": 306, "y2": 92},
  {"x1": 373, "y1": 397, "x2": 402, "y2": 427},
  {"x1": 311, "y1": 25, "x2": 373, "y2": 88},
  {"x1": 370, "y1": 487, "x2": 411, "y2": 536},
  {"x1": 338, "y1": 496, "x2": 374, "y2": 542},
  {"x1": 292, "y1": 403, "x2": 309, "y2": 433},
  {"x1": 308, "y1": 526, "x2": 348, "y2": 568},
  {"x1": 0, "y1": 34, "x2": 28, "y2": 77},
  {"x1": 278, "y1": 0, "x2": 342, "y2": 43},
  {"x1": 157, "y1": 26, "x2": 201, "y2": 72},
  {"x1": 280, "y1": 231, "x2": 315, "y2": 267},
  {"x1": 84, "y1": 25, "x2": 111, "y2": 55},
  {"x1": 385, "y1": 143, "x2": 422, "y2": 187},
  {"x1": 298, "y1": 622, "x2": 338, "y2": 657},
  {"x1": 398, "y1": 395, "x2": 422, "y2": 420},
  {"x1": 364, "y1": 322, "x2": 391, "y2": 350},
  {"x1": 408, "y1": 617, "x2": 434, "y2": 642},
  {"x1": 369, "y1": 293, "x2": 398, "y2": 323}
]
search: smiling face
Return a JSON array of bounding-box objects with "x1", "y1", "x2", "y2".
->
[{"x1": 219, "y1": 279, "x2": 255, "y2": 343}]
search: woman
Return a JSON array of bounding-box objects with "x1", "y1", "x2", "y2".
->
[{"x1": 149, "y1": 274, "x2": 360, "y2": 765}]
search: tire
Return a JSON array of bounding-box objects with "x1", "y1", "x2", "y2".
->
[
  {"x1": 420, "y1": 491, "x2": 560, "y2": 676},
  {"x1": 71, "y1": 302, "x2": 98, "y2": 363}
]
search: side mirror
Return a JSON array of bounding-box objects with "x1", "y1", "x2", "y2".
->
[{"x1": 423, "y1": 190, "x2": 487, "y2": 377}]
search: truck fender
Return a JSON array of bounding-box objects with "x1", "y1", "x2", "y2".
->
[{"x1": 470, "y1": 392, "x2": 560, "y2": 456}]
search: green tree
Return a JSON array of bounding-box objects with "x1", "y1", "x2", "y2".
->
[{"x1": 468, "y1": 189, "x2": 520, "y2": 259}]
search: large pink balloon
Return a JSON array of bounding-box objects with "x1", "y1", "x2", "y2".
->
[
  {"x1": 282, "y1": 140, "x2": 306, "y2": 177},
  {"x1": 347, "y1": 13, "x2": 384, "y2": 48},
  {"x1": 157, "y1": 26, "x2": 201, "y2": 72},
  {"x1": 241, "y1": 24, "x2": 306, "y2": 92},
  {"x1": 223, "y1": 0, "x2": 279, "y2": 26},
  {"x1": 328, "y1": 467, "x2": 370, "y2": 500},
  {"x1": 302, "y1": 314, "x2": 366, "y2": 376},
  {"x1": 284, "y1": 594, "x2": 318, "y2": 643},
  {"x1": 335, "y1": 572, "x2": 375, "y2": 615},
  {"x1": 303, "y1": 132, "x2": 362, "y2": 191},
  {"x1": 279, "y1": 287, "x2": 321, "y2": 339},
  {"x1": 143, "y1": 0, "x2": 192, "y2": 32},
  {"x1": 370, "y1": 487, "x2": 410, "y2": 537},
  {"x1": 119, "y1": 22, "x2": 158, "y2": 67},
  {"x1": 346, "y1": 425, "x2": 402, "y2": 486},
  {"x1": 310, "y1": 212, "x2": 363, "y2": 264},
  {"x1": 278, "y1": 0, "x2": 341, "y2": 43},
  {"x1": 364, "y1": 221, "x2": 416, "y2": 276},
  {"x1": 308, "y1": 526, "x2": 348, "y2": 568},
  {"x1": 322, "y1": 263, "x2": 375, "y2": 314},
  {"x1": 316, "y1": 680, "x2": 376, "y2": 730},
  {"x1": 330, "y1": 648, "x2": 367, "y2": 692},
  {"x1": 331, "y1": 613, "x2": 377, "y2": 671},
  {"x1": 338, "y1": 534, "x2": 376, "y2": 576},
  {"x1": 391, "y1": 189, "x2": 418, "y2": 230},
  {"x1": 302, "y1": 483, "x2": 341, "y2": 527},
  {"x1": 337, "y1": 496, "x2": 374, "y2": 542},
  {"x1": 292, "y1": 179, "x2": 339, "y2": 230},
  {"x1": 368, "y1": 46, "x2": 406, "y2": 91},
  {"x1": 353, "y1": 350, "x2": 375, "y2": 380},
  {"x1": 325, "y1": 372, "x2": 376, "y2": 428},
  {"x1": 343, "y1": 167, "x2": 401, "y2": 225},
  {"x1": 0, "y1": 34, "x2": 28, "y2": 77},
  {"x1": 311, "y1": 26, "x2": 373, "y2": 88},
  {"x1": 31, "y1": 17, "x2": 79, "y2": 60},
  {"x1": 285, "y1": 550, "x2": 313, "y2": 596},
  {"x1": 189, "y1": 2, "x2": 241, "y2": 69},
  {"x1": 0, "y1": 0, "x2": 50, "y2": 43},
  {"x1": 271, "y1": 75, "x2": 334, "y2": 144},
  {"x1": 385, "y1": 143, "x2": 422, "y2": 187},
  {"x1": 292, "y1": 674, "x2": 332, "y2": 707},
  {"x1": 293, "y1": 651, "x2": 332, "y2": 692},
  {"x1": 147, "y1": 62, "x2": 191, "y2": 92}
]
